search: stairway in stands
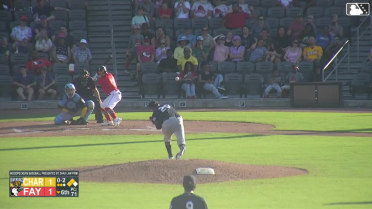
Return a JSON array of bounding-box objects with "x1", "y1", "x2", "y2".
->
[
  {"x1": 86, "y1": 0, "x2": 140, "y2": 98},
  {"x1": 326, "y1": 18, "x2": 372, "y2": 99}
]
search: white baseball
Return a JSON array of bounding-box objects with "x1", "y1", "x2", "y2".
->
[{"x1": 175, "y1": 76, "x2": 180, "y2": 81}]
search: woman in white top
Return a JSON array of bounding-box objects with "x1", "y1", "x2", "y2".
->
[{"x1": 35, "y1": 29, "x2": 53, "y2": 54}]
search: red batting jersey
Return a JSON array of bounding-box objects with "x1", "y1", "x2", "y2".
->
[{"x1": 97, "y1": 72, "x2": 119, "y2": 95}]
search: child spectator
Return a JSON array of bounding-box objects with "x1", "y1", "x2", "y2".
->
[
  {"x1": 132, "y1": 6, "x2": 150, "y2": 29},
  {"x1": 141, "y1": 23, "x2": 156, "y2": 47},
  {"x1": 224, "y1": 31, "x2": 234, "y2": 47},
  {"x1": 264, "y1": 70, "x2": 282, "y2": 98},
  {"x1": 213, "y1": 35, "x2": 229, "y2": 62},
  {"x1": 13, "y1": 66, "x2": 35, "y2": 101},
  {"x1": 36, "y1": 66, "x2": 56, "y2": 99}
]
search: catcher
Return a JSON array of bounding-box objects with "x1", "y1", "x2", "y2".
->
[
  {"x1": 148, "y1": 101, "x2": 186, "y2": 159},
  {"x1": 54, "y1": 83, "x2": 94, "y2": 125}
]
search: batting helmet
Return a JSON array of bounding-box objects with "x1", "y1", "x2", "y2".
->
[
  {"x1": 65, "y1": 83, "x2": 76, "y2": 98},
  {"x1": 97, "y1": 65, "x2": 107, "y2": 73},
  {"x1": 148, "y1": 101, "x2": 159, "y2": 109}
]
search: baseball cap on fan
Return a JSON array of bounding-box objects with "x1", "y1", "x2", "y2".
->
[{"x1": 80, "y1": 39, "x2": 88, "y2": 44}]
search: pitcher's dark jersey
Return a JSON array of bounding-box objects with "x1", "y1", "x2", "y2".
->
[
  {"x1": 170, "y1": 192, "x2": 208, "y2": 209},
  {"x1": 151, "y1": 104, "x2": 180, "y2": 129}
]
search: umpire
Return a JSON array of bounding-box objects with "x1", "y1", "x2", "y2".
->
[{"x1": 73, "y1": 70, "x2": 104, "y2": 123}]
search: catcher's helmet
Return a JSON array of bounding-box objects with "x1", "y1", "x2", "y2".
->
[
  {"x1": 97, "y1": 65, "x2": 107, "y2": 73},
  {"x1": 65, "y1": 83, "x2": 76, "y2": 98},
  {"x1": 148, "y1": 101, "x2": 159, "y2": 109}
]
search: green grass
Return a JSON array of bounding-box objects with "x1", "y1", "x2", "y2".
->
[{"x1": 0, "y1": 111, "x2": 372, "y2": 209}]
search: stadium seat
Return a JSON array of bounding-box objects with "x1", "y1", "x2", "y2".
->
[
  {"x1": 307, "y1": 7, "x2": 324, "y2": 18},
  {"x1": 15, "y1": 0, "x2": 31, "y2": 10},
  {"x1": 0, "y1": 11, "x2": 11, "y2": 22},
  {"x1": 160, "y1": 72, "x2": 181, "y2": 98},
  {"x1": 50, "y1": 20, "x2": 67, "y2": 33},
  {"x1": 315, "y1": 17, "x2": 331, "y2": 28},
  {"x1": 247, "y1": 0, "x2": 260, "y2": 6},
  {"x1": 243, "y1": 73, "x2": 264, "y2": 97},
  {"x1": 260, "y1": 0, "x2": 279, "y2": 8},
  {"x1": 0, "y1": 74, "x2": 12, "y2": 97},
  {"x1": 223, "y1": 73, "x2": 244, "y2": 97},
  {"x1": 324, "y1": 7, "x2": 342, "y2": 16},
  {"x1": 191, "y1": 18, "x2": 209, "y2": 29},
  {"x1": 350, "y1": 72, "x2": 372, "y2": 99},
  {"x1": 267, "y1": 7, "x2": 285, "y2": 18},
  {"x1": 53, "y1": 10, "x2": 68, "y2": 22},
  {"x1": 255, "y1": 61, "x2": 274, "y2": 83},
  {"x1": 140, "y1": 62, "x2": 158, "y2": 74},
  {"x1": 277, "y1": 61, "x2": 292, "y2": 78},
  {"x1": 333, "y1": 0, "x2": 348, "y2": 7},
  {"x1": 173, "y1": 18, "x2": 191, "y2": 29},
  {"x1": 69, "y1": 30, "x2": 87, "y2": 43},
  {"x1": 315, "y1": 0, "x2": 334, "y2": 7},
  {"x1": 236, "y1": 62, "x2": 255, "y2": 74},
  {"x1": 208, "y1": 61, "x2": 218, "y2": 73},
  {"x1": 245, "y1": 17, "x2": 258, "y2": 29},
  {"x1": 298, "y1": 61, "x2": 314, "y2": 81},
  {"x1": 285, "y1": 7, "x2": 303, "y2": 17},
  {"x1": 53, "y1": 63, "x2": 69, "y2": 75},
  {"x1": 69, "y1": 20, "x2": 87, "y2": 31},
  {"x1": 0, "y1": 64, "x2": 10, "y2": 75},
  {"x1": 208, "y1": 18, "x2": 223, "y2": 29},
  {"x1": 0, "y1": 22, "x2": 8, "y2": 33},
  {"x1": 55, "y1": 74, "x2": 72, "y2": 97},
  {"x1": 140, "y1": 73, "x2": 161, "y2": 98},
  {"x1": 50, "y1": 0, "x2": 68, "y2": 8},
  {"x1": 69, "y1": 9, "x2": 86, "y2": 20},
  {"x1": 218, "y1": 62, "x2": 236, "y2": 74},
  {"x1": 253, "y1": 7, "x2": 267, "y2": 16},
  {"x1": 265, "y1": 17, "x2": 279, "y2": 31},
  {"x1": 68, "y1": 0, "x2": 86, "y2": 9},
  {"x1": 279, "y1": 17, "x2": 294, "y2": 28},
  {"x1": 212, "y1": 28, "x2": 229, "y2": 37},
  {"x1": 155, "y1": 18, "x2": 173, "y2": 29},
  {"x1": 10, "y1": 53, "x2": 28, "y2": 65}
]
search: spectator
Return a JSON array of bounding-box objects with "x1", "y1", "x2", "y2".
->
[
  {"x1": 33, "y1": 15, "x2": 53, "y2": 38},
  {"x1": 316, "y1": 26, "x2": 332, "y2": 50},
  {"x1": 198, "y1": 63, "x2": 227, "y2": 98},
  {"x1": 25, "y1": 50, "x2": 52, "y2": 75},
  {"x1": 241, "y1": 26, "x2": 255, "y2": 50},
  {"x1": 183, "y1": 27, "x2": 197, "y2": 48},
  {"x1": 305, "y1": 15, "x2": 317, "y2": 35},
  {"x1": 301, "y1": 23, "x2": 316, "y2": 47},
  {"x1": 158, "y1": 2, "x2": 172, "y2": 18},
  {"x1": 136, "y1": 36, "x2": 155, "y2": 79},
  {"x1": 131, "y1": 6, "x2": 150, "y2": 29},
  {"x1": 224, "y1": 2, "x2": 250, "y2": 29},
  {"x1": 155, "y1": 27, "x2": 171, "y2": 48},
  {"x1": 174, "y1": 36, "x2": 191, "y2": 60},
  {"x1": 213, "y1": 35, "x2": 229, "y2": 62},
  {"x1": 13, "y1": 66, "x2": 35, "y2": 101},
  {"x1": 32, "y1": 0, "x2": 69, "y2": 22},
  {"x1": 36, "y1": 66, "x2": 56, "y2": 100},
  {"x1": 323, "y1": 36, "x2": 343, "y2": 62},
  {"x1": 273, "y1": 26, "x2": 290, "y2": 56},
  {"x1": 284, "y1": 40, "x2": 302, "y2": 64},
  {"x1": 278, "y1": 0, "x2": 293, "y2": 8},
  {"x1": 224, "y1": 31, "x2": 233, "y2": 47},
  {"x1": 248, "y1": 39, "x2": 267, "y2": 63},
  {"x1": 229, "y1": 35, "x2": 245, "y2": 62},
  {"x1": 0, "y1": 37, "x2": 11, "y2": 65},
  {"x1": 259, "y1": 28, "x2": 273, "y2": 49},
  {"x1": 292, "y1": 0, "x2": 315, "y2": 11},
  {"x1": 155, "y1": 39, "x2": 170, "y2": 64},
  {"x1": 158, "y1": 49, "x2": 178, "y2": 73},
  {"x1": 125, "y1": 25, "x2": 144, "y2": 71},
  {"x1": 263, "y1": 70, "x2": 282, "y2": 98},
  {"x1": 34, "y1": 28, "x2": 53, "y2": 55},
  {"x1": 170, "y1": 175, "x2": 208, "y2": 209},
  {"x1": 287, "y1": 13, "x2": 305, "y2": 40},
  {"x1": 266, "y1": 43, "x2": 281, "y2": 64},
  {"x1": 141, "y1": 23, "x2": 156, "y2": 46},
  {"x1": 213, "y1": 0, "x2": 229, "y2": 18},
  {"x1": 329, "y1": 14, "x2": 343, "y2": 38},
  {"x1": 228, "y1": 0, "x2": 251, "y2": 14},
  {"x1": 177, "y1": 47, "x2": 198, "y2": 72},
  {"x1": 281, "y1": 64, "x2": 304, "y2": 96},
  {"x1": 10, "y1": 15, "x2": 32, "y2": 52},
  {"x1": 135, "y1": 0, "x2": 155, "y2": 21},
  {"x1": 200, "y1": 26, "x2": 216, "y2": 49},
  {"x1": 303, "y1": 36, "x2": 323, "y2": 81},
  {"x1": 174, "y1": 0, "x2": 191, "y2": 19},
  {"x1": 57, "y1": 26, "x2": 75, "y2": 50},
  {"x1": 190, "y1": 0, "x2": 213, "y2": 19},
  {"x1": 179, "y1": 61, "x2": 198, "y2": 99},
  {"x1": 73, "y1": 39, "x2": 92, "y2": 74},
  {"x1": 252, "y1": 16, "x2": 270, "y2": 38},
  {"x1": 193, "y1": 36, "x2": 210, "y2": 64},
  {"x1": 52, "y1": 33, "x2": 71, "y2": 64}
]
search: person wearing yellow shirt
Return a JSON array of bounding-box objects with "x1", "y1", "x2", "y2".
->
[
  {"x1": 174, "y1": 36, "x2": 192, "y2": 60},
  {"x1": 177, "y1": 47, "x2": 198, "y2": 72},
  {"x1": 303, "y1": 36, "x2": 323, "y2": 81}
]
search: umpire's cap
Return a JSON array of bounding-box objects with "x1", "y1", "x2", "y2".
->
[
  {"x1": 183, "y1": 175, "x2": 196, "y2": 192},
  {"x1": 148, "y1": 101, "x2": 159, "y2": 109}
]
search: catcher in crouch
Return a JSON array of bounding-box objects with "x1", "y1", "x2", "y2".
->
[
  {"x1": 148, "y1": 101, "x2": 186, "y2": 159},
  {"x1": 54, "y1": 83, "x2": 94, "y2": 125}
]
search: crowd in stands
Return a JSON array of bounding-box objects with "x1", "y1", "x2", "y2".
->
[
  {"x1": 0, "y1": 0, "x2": 88, "y2": 101},
  {"x1": 129, "y1": 0, "x2": 361, "y2": 98}
]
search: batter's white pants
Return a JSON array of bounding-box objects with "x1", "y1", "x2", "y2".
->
[
  {"x1": 100, "y1": 90, "x2": 122, "y2": 110},
  {"x1": 162, "y1": 116, "x2": 185, "y2": 146}
]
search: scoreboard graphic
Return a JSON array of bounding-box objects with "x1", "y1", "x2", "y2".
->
[{"x1": 9, "y1": 171, "x2": 79, "y2": 197}]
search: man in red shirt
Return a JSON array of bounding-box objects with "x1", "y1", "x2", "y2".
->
[
  {"x1": 94, "y1": 66, "x2": 122, "y2": 127},
  {"x1": 223, "y1": 2, "x2": 250, "y2": 29},
  {"x1": 25, "y1": 50, "x2": 52, "y2": 75}
]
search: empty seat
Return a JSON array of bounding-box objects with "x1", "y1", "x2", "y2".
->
[
  {"x1": 236, "y1": 62, "x2": 255, "y2": 74},
  {"x1": 265, "y1": 17, "x2": 279, "y2": 31},
  {"x1": 50, "y1": 20, "x2": 67, "y2": 33},
  {"x1": 0, "y1": 22, "x2": 8, "y2": 32},
  {"x1": 15, "y1": 0, "x2": 31, "y2": 10},
  {"x1": 0, "y1": 74, "x2": 12, "y2": 97},
  {"x1": 70, "y1": 30, "x2": 87, "y2": 43},
  {"x1": 155, "y1": 18, "x2": 173, "y2": 29},
  {"x1": 55, "y1": 74, "x2": 72, "y2": 96},
  {"x1": 191, "y1": 18, "x2": 209, "y2": 29},
  {"x1": 173, "y1": 18, "x2": 191, "y2": 29},
  {"x1": 10, "y1": 53, "x2": 28, "y2": 65},
  {"x1": 315, "y1": 0, "x2": 334, "y2": 7},
  {"x1": 68, "y1": 0, "x2": 86, "y2": 9},
  {"x1": 141, "y1": 73, "x2": 161, "y2": 98},
  {"x1": 280, "y1": 17, "x2": 294, "y2": 28},
  {"x1": 243, "y1": 73, "x2": 264, "y2": 96},
  {"x1": 218, "y1": 62, "x2": 236, "y2": 74},
  {"x1": 277, "y1": 61, "x2": 293, "y2": 77},
  {"x1": 161, "y1": 72, "x2": 180, "y2": 98},
  {"x1": 260, "y1": 0, "x2": 279, "y2": 8},
  {"x1": 69, "y1": 20, "x2": 86, "y2": 31},
  {"x1": 247, "y1": 0, "x2": 260, "y2": 6},
  {"x1": 0, "y1": 64, "x2": 11, "y2": 75},
  {"x1": 212, "y1": 28, "x2": 229, "y2": 37},
  {"x1": 69, "y1": 9, "x2": 86, "y2": 20},
  {"x1": 285, "y1": 7, "x2": 303, "y2": 17},
  {"x1": 255, "y1": 61, "x2": 274, "y2": 82},
  {"x1": 53, "y1": 10, "x2": 68, "y2": 22},
  {"x1": 53, "y1": 63, "x2": 69, "y2": 75},
  {"x1": 253, "y1": 7, "x2": 267, "y2": 16},
  {"x1": 324, "y1": 7, "x2": 342, "y2": 16},
  {"x1": 245, "y1": 17, "x2": 258, "y2": 29},
  {"x1": 307, "y1": 7, "x2": 324, "y2": 18},
  {"x1": 0, "y1": 11, "x2": 11, "y2": 22},
  {"x1": 140, "y1": 62, "x2": 158, "y2": 74},
  {"x1": 268, "y1": 7, "x2": 285, "y2": 18},
  {"x1": 50, "y1": 0, "x2": 68, "y2": 8},
  {"x1": 298, "y1": 61, "x2": 314, "y2": 81},
  {"x1": 208, "y1": 18, "x2": 223, "y2": 29},
  {"x1": 315, "y1": 17, "x2": 331, "y2": 28},
  {"x1": 223, "y1": 73, "x2": 244, "y2": 97}
]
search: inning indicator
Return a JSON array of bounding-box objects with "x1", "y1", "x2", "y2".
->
[{"x1": 9, "y1": 171, "x2": 79, "y2": 197}]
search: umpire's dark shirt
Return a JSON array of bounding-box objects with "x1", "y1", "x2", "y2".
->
[
  {"x1": 170, "y1": 192, "x2": 208, "y2": 209},
  {"x1": 73, "y1": 77, "x2": 96, "y2": 99},
  {"x1": 151, "y1": 104, "x2": 179, "y2": 129}
]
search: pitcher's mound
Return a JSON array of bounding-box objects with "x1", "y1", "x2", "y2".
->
[{"x1": 79, "y1": 159, "x2": 307, "y2": 184}]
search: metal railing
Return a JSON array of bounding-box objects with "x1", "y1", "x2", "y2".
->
[
  {"x1": 322, "y1": 40, "x2": 350, "y2": 82},
  {"x1": 356, "y1": 16, "x2": 372, "y2": 61}
]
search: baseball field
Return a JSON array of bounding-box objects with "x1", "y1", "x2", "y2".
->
[{"x1": 0, "y1": 109, "x2": 372, "y2": 209}]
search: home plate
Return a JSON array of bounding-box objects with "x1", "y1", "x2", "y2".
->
[{"x1": 195, "y1": 168, "x2": 215, "y2": 175}]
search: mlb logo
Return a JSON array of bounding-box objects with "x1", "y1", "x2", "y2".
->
[{"x1": 346, "y1": 3, "x2": 370, "y2": 16}]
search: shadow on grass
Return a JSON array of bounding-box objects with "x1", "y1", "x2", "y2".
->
[
  {"x1": 0, "y1": 134, "x2": 263, "y2": 151},
  {"x1": 324, "y1": 201, "x2": 372, "y2": 206}
]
